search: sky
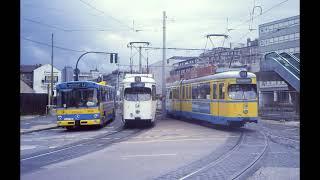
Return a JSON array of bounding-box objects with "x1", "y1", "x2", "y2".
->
[{"x1": 20, "y1": 0, "x2": 299, "y2": 74}]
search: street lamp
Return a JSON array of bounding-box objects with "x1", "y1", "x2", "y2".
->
[{"x1": 74, "y1": 51, "x2": 118, "y2": 81}]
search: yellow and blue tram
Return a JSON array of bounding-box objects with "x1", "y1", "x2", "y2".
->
[
  {"x1": 55, "y1": 81, "x2": 115, "y2": 130},
  {"x1": 166, "y1": 70, "x2": 258, "y2": 127}
]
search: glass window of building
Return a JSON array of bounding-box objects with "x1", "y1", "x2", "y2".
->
[
  {"x1": 284, "y1": 35, "x2": 289, "y2": 41},
  {"x1": 294, "y1": 18, "x2": 299, "y2": 24},
  {"x1": 294, "y1": 33, "x2": 300, "y2": 40},
  {"x1": 274, "y1": 23, "x2": 279, "y2": 29},
  {"x1": 289, "y1": 34, "x2": 294, "y2": 40},
  {"x1": 279, "y1": 36, "x2": 284, "y2": 42},
  {"x1": 294, "y1": 47, "x2": 300, "y2": 53},
  {"x1": 274, "y1": 37, "x2": 279, "y2": 43},
  {"x1": 290, "y1": 48, "x2": 294, "y2": 53},
  {"x1": 269, "y1": 38, "x2": 274, "y2": 44}
]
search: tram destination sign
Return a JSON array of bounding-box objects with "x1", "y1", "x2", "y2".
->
[
  {"x1": 131, "y1": 82, "x2": 145, "y2": 88},
  {"x1": 236, "y1": 78, "x2": 252, "y2": 84}
]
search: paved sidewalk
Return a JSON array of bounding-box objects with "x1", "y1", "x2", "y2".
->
[
  {"x1": 260, "y1": 118, "x2": 300, "y2": 127},
  {"x1": 20, "y1": 115, "x2": 58, "y2": 134}
]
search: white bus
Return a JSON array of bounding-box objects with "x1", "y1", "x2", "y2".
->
[{"x1": 121, "y1": 74, "x2": 157, "y2": 127}]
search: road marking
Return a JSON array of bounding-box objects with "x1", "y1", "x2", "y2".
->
[
  {"x1": 120, "y1": 137, "x2": 228, "y2": 144},
  {"x1": 21, "y1": 145, "x2": 37, "y2": 150},
  {"x1": 121, "y1": 153, "x2": 177, "y2": 158},
  {"x1": 101, "y1": 137, "x2": 111, "y2": 140},
  {"x1": 21, "y1": 143, "x2": 83, "y2": 161}
]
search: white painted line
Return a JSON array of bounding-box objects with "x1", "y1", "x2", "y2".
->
[
  {"x1": 120, "y1": 137, "x2": 227, "y2": 144},
  {"x1": 21, "y1": 143, "x2": 83, "y2": 161},
  {"x1": 20, "y1": 145, "x2": 37, "y2": 150},
  {"x1": 121, "y1": 153, "x2": 177, "y2": 158},
  {"x1": 101, "y1": 137, "x2": 111, "y2": 140}
]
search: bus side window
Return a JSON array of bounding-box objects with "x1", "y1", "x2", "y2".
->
[
  {"x1": 152, "y1": 85, "x2": 156, "y2": 100},
  {"x1": 219, "y1": 83, "x2": 225, "y2": 99},
  {"x1": 212, "y1": 84, "x2": 217, "y2": 99}
]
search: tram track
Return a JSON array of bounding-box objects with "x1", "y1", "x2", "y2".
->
[
  {"x1": 155, "y1": 127, "x2": 269, "y2": 180},
  {"x1": 21, "y1": 124, "x2": 146, "y2": 174}
]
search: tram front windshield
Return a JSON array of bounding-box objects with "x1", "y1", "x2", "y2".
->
[
  {"x1": 124, "y1": 87, "x2": 151, "y2": 101},
  {"x1": 228, "y1": 84, "x2": 257, "y2": 100},
  {"x1": 57, "y1": 88, "x2": 98, "y2": 108}
]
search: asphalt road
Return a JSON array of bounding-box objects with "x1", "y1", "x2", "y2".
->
[{"x1": 20, "y1": 115, "x2": 300, "y2": 180}]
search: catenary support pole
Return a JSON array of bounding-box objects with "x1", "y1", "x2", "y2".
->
[{"x1": 162, "y1": 11, "x2": 166, "y2": 118}]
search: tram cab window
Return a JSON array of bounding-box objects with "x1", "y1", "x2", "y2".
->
[
  {"x1": 228, "y1": 84, "x2": 257, "y2": 100},
  {"x1": 218, "y1": 83, "x2": 225, "y2": 99},
  {"x1": 124, "y1": 87, "x2": 151, "y2": 101}
]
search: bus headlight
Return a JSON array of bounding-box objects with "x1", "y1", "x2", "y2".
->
[
  {"x1": 57, "y1": 116, "x2": 63, "y2": 120},
  {"x1": 93, "y1": 114, "x2": 99, "y2": 118}
]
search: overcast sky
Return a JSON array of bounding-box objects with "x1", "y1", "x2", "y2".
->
[{"x1": 21, "y1": 0, "x2": 299, "y2": 73}]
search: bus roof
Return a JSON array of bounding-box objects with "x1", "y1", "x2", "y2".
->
[{"x1": 56, "y1": 81, "x2": 114, "y2": 90}]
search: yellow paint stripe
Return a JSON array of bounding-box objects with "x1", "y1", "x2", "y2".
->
[{"x1": 56, "y1": 108, "x2": 100, "y2": 115}]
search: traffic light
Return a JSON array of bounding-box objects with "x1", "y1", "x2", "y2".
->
[{"x1": 110, "y1": 53, "x2": 118, "y2": 63}]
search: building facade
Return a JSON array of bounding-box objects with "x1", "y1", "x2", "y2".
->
[
  {"x1": 20, "y1": 64, "x2": 42, "y2": 88},
  {"x1": 258, "y1": 15, "x2": 300, "y2": 55},
  {"x1": 62, "y1": 66, "x2": 74, "y2": 82},
  {"x1": 149, "y1": 57, "x2": 194, "y2": 95},
  {"x1": 33, "y1": 64, "x2": 62, "y2": 95}
]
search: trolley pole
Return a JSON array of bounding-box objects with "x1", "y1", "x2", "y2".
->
[
  {"x1": 162, "y1": 11, "x2": 166, "y2": 118},
  {"x1": 139, "y1": 46, "x2": 142, "y2": 73}
]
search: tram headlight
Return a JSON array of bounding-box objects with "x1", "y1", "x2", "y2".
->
[
  {"x1": 93, "y1": 114, "x2": 99, "y2": 118},
  {"x1": 136, "y1": 110, "x2": 140, "y2": 114},
  {"x1": 243, "y1": 109, "x2": 248, "y2": 114},
  {"x1": 57, "y1": 116, "x2": 63, "y2": 120}
]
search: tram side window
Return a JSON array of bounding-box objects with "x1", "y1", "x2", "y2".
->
[
  {"x1": 182, "y1": 86, "x2": 185, "y2": 99},
  {"x1": 189, "y1": 86, "x2": 192, "y2": 99},
  {"x1": 219, "y1": 83, "x2": 225, "y2": 99},
  {"x1": 169, "y1": 90, "x2": 172, "y2": 99},
  {"x1": 212, "y1": 84, "x2": 217, "y2": 99},
  {"x1": 185, "y1": 86, "x2": 189, "y2": 99},
  {"x1": 192, "y1": 85, "x2": 198, "y2": 99},
  {"x1": 199, "y1": 83, "x2": 210, "y2": 99}
]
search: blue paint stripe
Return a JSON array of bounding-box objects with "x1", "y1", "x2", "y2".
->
[{"x1": 61, "y1": 114, "x2": 99, "y2": 120}]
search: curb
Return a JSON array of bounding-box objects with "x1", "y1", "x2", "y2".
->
[{"x1": 21, "y1": 126, "x2": 59, "y2": 135}]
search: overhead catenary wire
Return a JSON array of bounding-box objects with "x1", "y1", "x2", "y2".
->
[
  {"x1": 78, "y1": 0, "x2": 134, "y2": 31},
  {"x1": 21, "y1": 36, "x2": 87, "y2": 53}
]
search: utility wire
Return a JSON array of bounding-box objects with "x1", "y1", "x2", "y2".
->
[
  {"x1": 21, "y1": 36, "x2": 86, "y2": 53},
  {"x1": 23, "y1": 18, "x2": 131, "y2": 32},
  {"x1": 79, "y1": 0, "x2": 134, "y2": 31}
]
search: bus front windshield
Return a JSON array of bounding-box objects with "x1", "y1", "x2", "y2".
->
[
  {"x1": 57, "y1": 88, "x2": 98, "y2": 108},
  {"x1": 228, "y1": 84, "x2": 257, "y2": 100},
  {"x1": 124, "y1": 87, "x2": 151, "y2": 101}
]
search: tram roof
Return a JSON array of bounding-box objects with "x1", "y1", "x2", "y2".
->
[
  {"x1": 167, "y1": 71, "x2": 256, "y2": 86},
  {"x1": 56, "y1": 81, "x2": 114, "y2": 89},
  {"x1": 122, "y1": 74, "x2": 156, "y2": 84}
]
